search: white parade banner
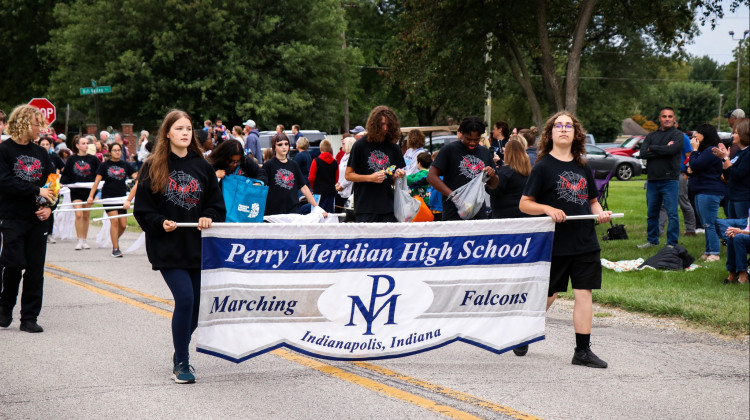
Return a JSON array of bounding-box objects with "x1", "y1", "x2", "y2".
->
[{"x1": 197, "y1": 217, "x2": 556, "y2": 362}]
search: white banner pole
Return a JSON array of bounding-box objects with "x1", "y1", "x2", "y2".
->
[
  {"x1": 93, "y1": 213, "x2": 133, "y2": 221},
  {"x1": 175, "y1": 213, "x2": 624, "y2": 228}
]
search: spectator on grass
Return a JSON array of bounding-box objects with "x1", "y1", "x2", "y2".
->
[{"x1": 686, "y1": 124, "x2": 725, "y2": 262}]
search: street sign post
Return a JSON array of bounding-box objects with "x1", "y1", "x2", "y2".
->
[
  {"x1": 79, "y1": 80, "x2": 112, "y2": 131},
  {"x1": 28, "y1": 98, "x2": 56, "y2": 124}
]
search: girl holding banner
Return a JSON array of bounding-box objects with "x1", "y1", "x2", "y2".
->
[
  {"x1": 61, "y1": 135, "x2": 100, "y2": 250},
  {"x1": 87, "y1": 143, "x2": 137, "y2": 257},
  {"x1": 519, "y1": 111, "x2": 612, "y2": 368},
  {"x1": 134, "y1": 110, "x2": 225, "y2": 384}
]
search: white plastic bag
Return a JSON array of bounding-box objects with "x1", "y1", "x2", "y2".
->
[
  {"x1": 449, "y1": 173, "x2": 488, "y2": 220},
  {"x1": 393, "y1": 177, "x2": 421, "y2": 222}
]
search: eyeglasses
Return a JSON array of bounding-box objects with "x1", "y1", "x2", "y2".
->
[{"x1": 553, "y1": 124, "x2": 573, "y2": 131}]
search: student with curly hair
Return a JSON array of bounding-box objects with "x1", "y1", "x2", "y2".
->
[
  {"x1": 345, "y1": 106, "x2": 406, "y2": 222},
  {"x1": 519, "y1": 111, "x2": 612, "y2": 368},
  {"x1": 0, "y1": 105, "x2": 54, "y2": 333}
]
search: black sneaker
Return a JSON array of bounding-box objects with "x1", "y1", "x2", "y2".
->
[
  {"x1": 0, "y1": 310, "x2": 12, "y2": 328},
  {"x1": 19, "y1": 320, "x2": 44, "y2": 333},
  {"x1": 173, "y1": 360, "x2": 196, "y2": 384},
  {"x1": 111, "y1": 248, "x2": 123, "y2": 258},
  {"x1": 512, "y1": 345, "x2": 529, "y2": 356},
  {"x1": 572, "y1": 346, "x2": 607, "y2": 368}
]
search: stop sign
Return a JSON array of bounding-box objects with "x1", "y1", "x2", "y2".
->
[{"x1": 28, "y1": 98, "x2": 56, "y2": 125}]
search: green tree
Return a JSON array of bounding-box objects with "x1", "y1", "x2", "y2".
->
[
  {"x1": 43, "y1": 0, "x2": 359, "y2": 131},
  {"x1": 0, "y1": 0, "x2": 58, "y2": 112}
]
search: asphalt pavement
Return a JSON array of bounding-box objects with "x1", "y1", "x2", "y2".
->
[{"x1": 1, "y1": 229, "x2": 748, "y2": 419}]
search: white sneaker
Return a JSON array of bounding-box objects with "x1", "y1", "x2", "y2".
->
[
  {"x1": 74, "y1": 241, "x2": 83, "y2": 251},
  {"x1": 695, "y1": 228, "x2": 705, "y2": 234},
  {"x1": 81, "y1": 241, "x2": 90, "y2": 250}
]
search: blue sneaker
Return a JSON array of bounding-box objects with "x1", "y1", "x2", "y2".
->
[{"x1": 172, "y1": 360, "x2": 196, "y2": 384}]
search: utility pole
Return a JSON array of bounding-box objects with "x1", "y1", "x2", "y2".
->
[
  {"x1": 719, "y1": 93, "x2": 723, "y2": 131},
  {"x1": 729, "y1": 30, "x2": 749, "y2": 110}
]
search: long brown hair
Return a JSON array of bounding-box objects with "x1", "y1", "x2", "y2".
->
[
  {"x1": 503, "y1": 139, "x2": 532, "y2": 177},
  {"x1": 146, "y1": 109, "x2": 204, "y2": 194},
  {"x1": 365, "y1": 105, "x2": 401, "y2": 144},
  {"x1": 536, "y1": 111, "x2": 587, "y2": 167}
]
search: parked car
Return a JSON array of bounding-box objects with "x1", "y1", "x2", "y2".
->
[
  {"x1": 604, "y1": 135, "x2": 644, "y2": 157},
  {"x1": 584, "y1": 144, "x2": 643, "y2": 181},
  {"x1": 428, "y1": 134, "x2": 459, "y2": 152},
  {"x1": 258, "y1": 130, "x2": 327, "y2": 159}
]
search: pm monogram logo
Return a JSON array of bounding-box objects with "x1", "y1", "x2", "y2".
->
[{"x1": 346, "y1": 275, "x2": 401, "y2": 335}]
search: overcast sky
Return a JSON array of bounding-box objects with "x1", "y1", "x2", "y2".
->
[{"x1": 685, "y1": 1, "x2": 749, "y2": 64}]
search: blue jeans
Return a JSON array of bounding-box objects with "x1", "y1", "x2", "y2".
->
[
  {"x1": 727, "y1": 200, "x2": 750, "y2": 220},
  {"x1": 695, "y1": 194, "x2": 723, "y2": 255},
  {"x1": 647, "y1": 180, "x2": 679, "y2": 246},
  {"x1": 161, "y1": 269, "x2": 201, "y2": 363},
  {"x1": 716, "y1": 218, "x2": 750, "y2": 272}
]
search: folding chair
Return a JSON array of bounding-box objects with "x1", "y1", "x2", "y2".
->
[{"x1": 594, "y1": 170, "x2": 614, "y2": 212}]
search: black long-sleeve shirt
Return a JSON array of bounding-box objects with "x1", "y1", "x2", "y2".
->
[
  {"x1": 639, "y1": 127, "x2": 683, "y2": 181},
  {"x1": 134, "y1": 151, "x2": 225, "y2": 270},
  {"x1": 0, "y1": 139, "x2": 53, "y2": 221}
]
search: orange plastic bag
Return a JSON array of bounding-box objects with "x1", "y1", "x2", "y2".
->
[{"x1": 411, "y1": 196, "x2": 434, "y2": 222}]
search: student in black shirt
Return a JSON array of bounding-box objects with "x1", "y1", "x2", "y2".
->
[
  {"x1": 134, "y1": 110, "x2": 225, "y2": 384},
  {"x1": 519, "y1": 111, "x2": 612, "y2": 368},
  {"x1": 486, "y1": 138, "x2": 531, "y2": 218},
  {"x1": 263, "y1": 133, "x2": 321, "y2": 215},
  {"x1": 427, "y1": 116, "x2": 498, "y2": 221},
  {"x1": 0, "y1": 105, "x2": 54, "y2": 333},
  {"x1": 87, "y1": 143, "x2": 137, "y2": 257},
  {"x1": 345, "y1": 105, "x2": 406, "y2": 222},
  {"x1": 61, "y1": 135, "x2": 100, "y2": 250}
]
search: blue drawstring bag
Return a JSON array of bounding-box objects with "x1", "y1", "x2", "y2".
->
[{"x1": 222, "y1": 175, "x2": 268, "y2": 223}]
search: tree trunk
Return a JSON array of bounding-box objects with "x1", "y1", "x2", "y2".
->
[
  {"x1": 536, "y1": 0, "x2": 564, "y2": 111},
  {"x1": 502, "y1": 36, "x2": 544, "y2": 127},
  {"x1": 564, "y1": 0, "x2": 597, "y2": 115}
]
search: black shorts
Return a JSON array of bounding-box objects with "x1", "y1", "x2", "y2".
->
[
  {"x1": 106, "y1": 208, "x2": 127, "y2": 216},
  {"x1": 69, "y1": 188, "x2": 90, "y2": 202},
  {"x1": 548, "y1": 250, "x2": 602, "y2": 297}
]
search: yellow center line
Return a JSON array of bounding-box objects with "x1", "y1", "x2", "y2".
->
[
  {"x1": 45, "y1": 263, "x2": 174, "y2": 306},
  {"x1": 353, "y1": 362, "x2": 541, "y2": 420},
  {"x1": 271, "y1": 349, "x2": 482, "y2": 420},
  {"x1": 47, "y1": 266, "x2": 537, "y2": 419},
  {"x1": 45, "y1": 272, "x2": 173, "y2": 318}
]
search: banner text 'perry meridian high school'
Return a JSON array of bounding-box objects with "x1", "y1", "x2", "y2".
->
[{"x1": 197, "y1": 218, "x2": 555, "y2": 362}]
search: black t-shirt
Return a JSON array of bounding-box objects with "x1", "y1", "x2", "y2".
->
[
  {"x1": 432, "y1": 140, "x2": 497, "y2": 220},
  {"x1": 61, "y1": 154, "x2": 100, "y2": 187},
  {"x1": 263, "y1": 158, "x2": 305, "y2": 215},
  {"x1": 522, "y1": 154, "x2": 599, "y2": 256},
  {"x1": 0, "y1": 139, "x2": 53, "y2": 220},
  {"x1": 347, "y1": 136, "x2": 406, "y2": 215},
  {"x1": 97, "y1": 159, "x2": 135, "y2": 198},
  {"x1": 486, "y1": 165, "x2": 528, "y2": 219}
]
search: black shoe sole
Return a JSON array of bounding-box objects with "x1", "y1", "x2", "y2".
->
[
  {"x1": 512, "y1": 345, "x2": 529, "y2": 356},
  {"x1": 19, "y1": 323, "x2": 44, "y2": 333}
]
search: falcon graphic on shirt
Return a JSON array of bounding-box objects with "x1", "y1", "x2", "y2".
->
[
  {"x1": 556, "y1": 171, "x2": 588, "y2": 205},
  {"x1": 275, "y1": 168, "x2": 295, "y2": 190},
  {"x1": 165, "y1": 170, "x2": 202, "y2": 210},
  {"x1": 107, "y1": 166, "x2": 127, "y2": 181},
  {"x1": 13, "y1": 155, "x2": 43, "y2": 183},
  {"x1": 73, "y1": 159, "x2": 92, "y2": 177},
  {"x1": 458, "y1": 155, "x2": 485, "y2": 178},
  {"x1": 367, "y1": 150, "x2": 390, "y2": 172}
]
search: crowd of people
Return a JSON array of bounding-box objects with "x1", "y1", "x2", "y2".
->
[{"x1": 1, "y1": 102, "x2": 748, "y2": 383}]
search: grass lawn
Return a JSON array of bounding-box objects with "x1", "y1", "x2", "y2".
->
[
  {"x1": 88, "y1": 205, "x2": 141, "y2": 230},
  {"x1": 564, "y1": 179, "x2": 749, "y2": 337}
]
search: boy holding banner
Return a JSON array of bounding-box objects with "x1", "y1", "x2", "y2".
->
[{"x1": 519, "y1": 111, "x2": 612, "y2": 368}]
